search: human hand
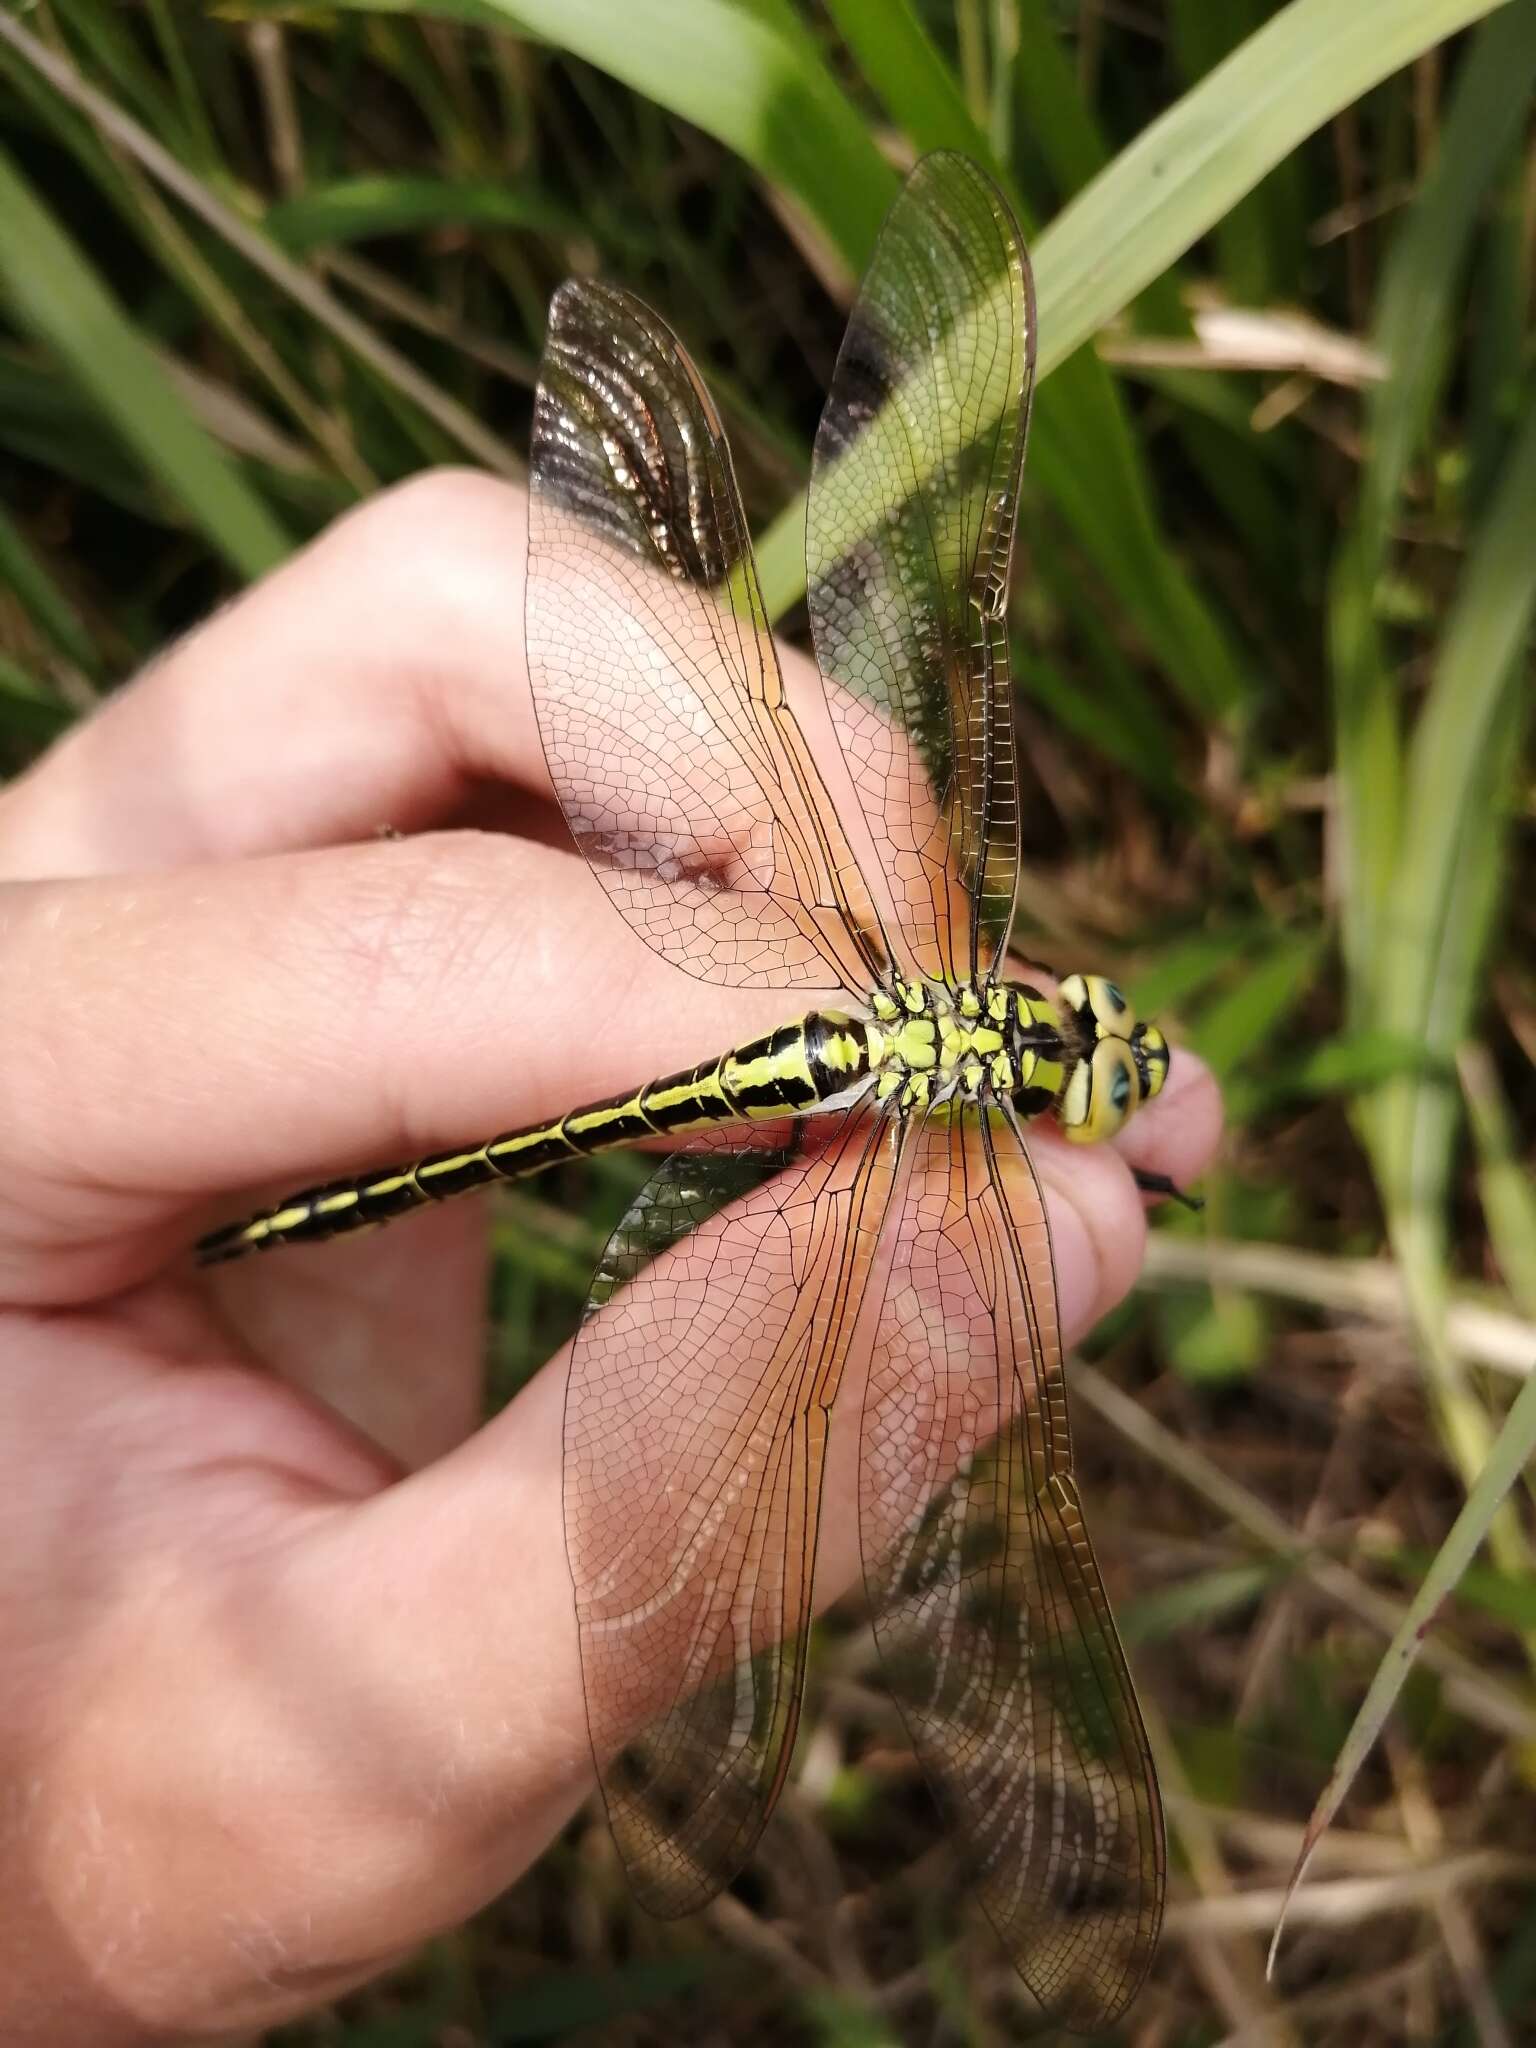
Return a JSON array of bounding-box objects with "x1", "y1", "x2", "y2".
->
[{"x1": 0, "y1": 471, "x2": 1222, "y2": 2042}]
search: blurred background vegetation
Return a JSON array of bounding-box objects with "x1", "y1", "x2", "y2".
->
[{"x1": 2, "y1": 0, "x2": 1535, "y2": 2041}]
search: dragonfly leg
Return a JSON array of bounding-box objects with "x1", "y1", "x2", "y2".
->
[{"x1": 1132, "y1": 1167, "x2": 1204, "y2": 1212}]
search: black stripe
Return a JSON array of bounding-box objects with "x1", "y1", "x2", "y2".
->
[
  {"x1": 725, "y1": 1026, "x2": 780, "y2": 1069},
  {"x1": 486, "y1": 1130, "x2": 575, "y2": 1175},
  {"x1": 1010, "y1": 1082, "x2": 1055, "y2": 1121},
  {"x1": 1016, "y1": 1020, "x2": 1066, "y2": 1057},
  {"x1": 274, "y1": 1185, "x2": 372, "y2": 1243},
  {"x1": 640, "y1": 1058, "x2": 728, "y2": 1131},
  {"x1": 729, "y1": 1076, "x2": 814, "y2": 1112},
  {"x1": 413, "y1": 1152, "x2": 498, "y2": 1199},
  {"x1": 805, "y1": 1013, "x2": 871, "y2": 1096},
  {"x1": 356, "y1": 1175, "x2": 427, "y2": 1221},
  {"x1": 723, "y1": 1069, "x2": 820, "y2": 1114},
  {"x1": 563, "y1": 1104, "x2": 653, "y2": 1149},
  {"x1": 195, "y1": 1219, "x2": 248, "y2": 1260},
  {"x1": 719, "y1": 1023, "x2": 821, "y2": 1116},
  {"x1": 768, "y1": 1020, "x2": 808, "y2": 1059}
]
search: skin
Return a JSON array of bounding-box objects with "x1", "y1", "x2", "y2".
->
[{"x1": 0, "y1": 471, "x2": 1223, "y2": 2043}]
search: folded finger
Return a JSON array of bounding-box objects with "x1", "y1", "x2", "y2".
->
[
  {"x1": 0, "y1": 469, "x2": 880, "y2": 907},
  {"x1": 0, "y1": 472, "x2": 544, "y2": 878}
]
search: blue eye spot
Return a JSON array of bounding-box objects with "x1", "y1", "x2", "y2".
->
[
  {"x1": 1110, "y1": 1062, "x2": 1132, "y2": 1111},
  {"x1": 1102, "y1": 981, "x2": 1127, "y2": 1013}
]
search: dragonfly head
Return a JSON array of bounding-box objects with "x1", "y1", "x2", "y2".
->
[{"x1": 1052, "y1": 973, "x2": 1169, "y2": 1144}]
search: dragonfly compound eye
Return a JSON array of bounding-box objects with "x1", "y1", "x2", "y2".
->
[
  {"x1": 1059, "y1": 1037, "x2": 1140, "y2": 1143},
  {"x1": 1131, "y1": 1022, "x2": 1170, "y2": 1100},
  {"x1": 1085, "y1": 975, "x2": 1131, "y2": 1033}
]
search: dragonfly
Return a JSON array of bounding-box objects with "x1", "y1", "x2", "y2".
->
[{"x1": 199, "y1": 152, "x2": 1186, "y2": 2029}]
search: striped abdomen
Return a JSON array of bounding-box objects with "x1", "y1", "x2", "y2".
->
[{"x1": 196, "y1": 1011, "x2": 872, "y2": 1264}]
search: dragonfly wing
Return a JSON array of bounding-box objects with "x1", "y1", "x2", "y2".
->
[
  {"x1": 860, "y1": 1107, "x2": 1164, "y2": 2027},
  {"x1": 530, "y1": 281, "x2": 888, "y2": 995},
  {"x1": 567, "y1": 1110, "x2": 907, "y2": 1913},
  {"x1": 807, "y1": 151, "x2": 1034, "y2": 988}
]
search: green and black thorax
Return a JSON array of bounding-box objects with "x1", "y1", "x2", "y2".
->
[{"x1": 821, "y1": 970, "x2": 1169, "y2": 1136}]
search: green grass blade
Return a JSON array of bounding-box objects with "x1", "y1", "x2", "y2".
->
[
  {"x1": 823, "y1": 0, "x2": 1002, "y2": 170},
  {"x1": 1466, "y1": 157, "x2": 1532, "y2": 516},
  {"x1": 1328, "y1": 540, "x2": 1404, "y2": 1025},
  {"x1": 51, "y1": 0, "x2": 207, "y2": 168},
  {"x1": 1005, "y1": 5, "x2": 1186, "y2": 334},
  {"x1": 1188, "y1": 929, "x2": 1326, "y2": 1083},
  {"x1": 1030, "y1": 0, "x2": 1512, "y2": 381},
  {"x1": 1019, "y1": 653, "x2": 1180, "y2": 799},
  {"x1": 1026, "y1": 354, "x2": 1250, "y2": 719},
  {"x1": 0, "y1": 26, "x2": 370, "y2": 493},
  {"x1": 1331, "y1": 2, "x2": 1536, "y2": 1006},
  {"x1": 265, "y1": 174, "x2": 582, "y2": 251},
  {"x1": 826, "y1": 0, "x2": 1249, "y2": 718},
  {"x1": 1166, "y1": 0, "x2": 1307, "y2": 303},
  {"x1": 1129, "y1": 928, "x2": 1265, "y2": 1016},
  {"x1": 1025, "y1": 525, "x2": 1186, "y2": 796},
  {"x1": 0, "y1": 145, "x2": 289, "y2": 578},
  {"x1": 1373, "y1": 397, "x2": 1536, "y2": 1229},
  {"x1": 755, "y1": 0, "x2": 1510, "y2": 617},
  {"x1": 464, "y1": 0, "x2": 900, "y2": 271},
  {"x1": 0, "y1": 653, "x2": 74, "y2": 746},
  {"x1": 0, "y1": 7, "x2": 522, "y2": 479},
  {"x1": 1460, "y1": 1045, "x2": 1536, "y2": 1319},
  {"x1": 142, "y1": 0, "x2": 223, "y2": 172},
  {"x1": 0, "y1": 499, "x2": 100, "y2": 677},
  {"x1": 0, "y1": 349, "x2": 164, "y2": 515},
  {"x1": 1272, "y1": 1363, "x2": 1536, "y2": 1976},
  {"x1": 1009, "y1": 0, "x2": 1108, "y2": 200},
  {"x1": 1359, "y1": 391, "x2": 1536, "y2": 1628},
  {"x1": 1285, "y1": 1031, "x2": 1445, "y2": 1097},
  {"x1": 1361, "y1": 2, "x2": 1536, "y2": 545}
]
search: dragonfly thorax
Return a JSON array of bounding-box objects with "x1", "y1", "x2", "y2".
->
[
  {"x1": 860, "y1": 977, "x2": 1058, "y2": 1115},
  {"x1": 838, "y1": 972, "x2": 1169, "y2": 1138}
]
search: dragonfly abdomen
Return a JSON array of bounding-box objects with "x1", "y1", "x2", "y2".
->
[
  {"x1": 194, "y1": 975, "x2": 1174, "y2": 1265},
  {"x1": 195, "y1": 1010, "x2": 873, "y2": 1264}
]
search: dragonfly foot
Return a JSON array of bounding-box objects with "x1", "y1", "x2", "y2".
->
[{"x1": 1133, "y1": 1168, "x2": 1204, "y2": 1212}]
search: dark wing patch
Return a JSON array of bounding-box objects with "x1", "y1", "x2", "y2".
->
[{"x1": 529, "y1": 281, "x2": 888, "y2": 994}]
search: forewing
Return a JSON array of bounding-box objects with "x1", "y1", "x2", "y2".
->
[
  {"x1": 807, "y1": 151, "x2": 1034, "y2": 988},
  {"x1": 529, "y1": 280, "x2": 887, "y2": 994},
  {"x1": 860, "y1": 1108, "x2": 1164, "y2": 2027},
  {"x1": 567, "y1": 1110, "x2": 906, "y2": 1914}
]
